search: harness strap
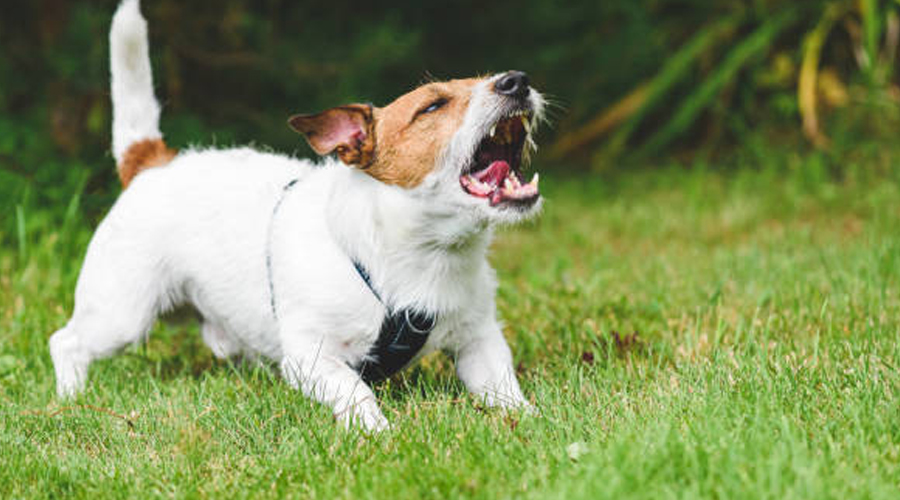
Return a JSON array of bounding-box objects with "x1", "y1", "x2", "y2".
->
[
  {"x1": 352, "y1": 261, "x2": 437, "y2": 383},
  {"x1": 266, "y1": 179, "x2": 300, "y2": 321},
  {"x1": 266, "y1": 178, "x2": 437, "y2": 385}
]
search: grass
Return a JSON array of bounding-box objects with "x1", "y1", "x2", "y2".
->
[{"x1": 1, "y1": 156, "x2": 899, "y2": 499}]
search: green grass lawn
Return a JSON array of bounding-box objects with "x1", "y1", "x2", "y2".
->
[{"x1": 1, "y1": 160, "x2": 899, "y2": 499}]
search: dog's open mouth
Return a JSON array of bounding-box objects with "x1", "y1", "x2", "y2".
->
[{"x1": 460, "y1": 111, "x2": 539, "y2": 207}]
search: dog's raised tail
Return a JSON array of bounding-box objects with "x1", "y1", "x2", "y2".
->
[{"x1": 110, "y1": 0, "x2": 175, "y2": 187}]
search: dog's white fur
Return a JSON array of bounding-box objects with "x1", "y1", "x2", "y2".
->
[
  {"x1": 109, "y1": 0, "x2": 162, "y2": 163},
  {"x1": 49, "y1": 0, "x2": 543, "y2": 431}
]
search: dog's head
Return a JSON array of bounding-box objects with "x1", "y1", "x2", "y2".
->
[{"x1": 289, "y1": 71, "x2": 545, "y2": 225}]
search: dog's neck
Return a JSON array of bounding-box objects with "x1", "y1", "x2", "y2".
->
[{"x1": 325, "y1": 165, "x2": 493, "y2": 313}]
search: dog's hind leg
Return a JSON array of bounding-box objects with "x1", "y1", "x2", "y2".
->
[
  {"x1": 49, "y1": 302, "x2": 158, "y2": 397},
  {"x1": 49, "y1": 233, "x2": 166, "y2": 397},
  {"x1": 201, "y1": 321, "x2": 243, "y2": 359}
]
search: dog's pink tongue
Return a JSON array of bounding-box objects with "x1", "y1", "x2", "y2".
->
[{"x1": 473, "y1": 160, "x2": 510, "y2": 187}]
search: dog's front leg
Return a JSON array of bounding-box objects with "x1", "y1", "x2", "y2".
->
[
  {"x1": 280, "y1": 345, "x2": 388, "y2": 432},
  {"x1": 453, "y1": 319, "x2": 530, "y2": 410}
]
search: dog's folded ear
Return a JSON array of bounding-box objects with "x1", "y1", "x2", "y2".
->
[{"x1": 288, "y1": 104, "x2": 376, "y2": 168}]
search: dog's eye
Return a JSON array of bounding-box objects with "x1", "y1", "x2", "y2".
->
[
  {"x1": 416, "y1": 98, "x2": 448, "y2": 118},
  {"x1": 424, "y1": 99, "x2": 446, "y2": 113}
]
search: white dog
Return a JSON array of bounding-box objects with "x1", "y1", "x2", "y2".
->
[{"x1": 49, "y1": 0, "x2": 545, "y2": 431}]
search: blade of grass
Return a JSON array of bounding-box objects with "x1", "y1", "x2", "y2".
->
[
  {"x1": 860, "y1": 0, "x2": 882, "y2": 82},
  {"x1": 799, "y1": 2, "x2": 851, "y2": 149},
  {"x1": 883, "y1": 9, "x2": 899, "y2": 81},
  {"x1": 15, "y1": 204, "x2": 26, "y2": 260},
  {"x1": 62, "y1": 171, "x2": 89, "y2": 233}
]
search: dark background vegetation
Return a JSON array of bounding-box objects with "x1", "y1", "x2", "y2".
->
[{"x1": 1, "y1": 0, "x2": 899, "y2": 222}]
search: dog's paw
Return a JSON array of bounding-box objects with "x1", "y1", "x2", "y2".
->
[
  {"x1": 49, "y1": 331, "x2": 88, "y2": 398},
  {"x1": 500, "y1": 398, "x2": 540, "y2": 418},
  {"x1": 479, "y1": 388, "x2": 529, "y2": 409},
  {"x1": 519, "y1": 400, "x2": 541, "y2": 417},
  {"x1": 476, "y1": 388, "x2": 542, "y2": 416},
  {"x1": 336, "y1": 402, "x2": 391, "y2": 433}
]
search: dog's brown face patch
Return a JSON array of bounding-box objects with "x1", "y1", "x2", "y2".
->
[
  {"x1": 118, "y1": 138, "x2": 178, "y2": 188},
  {"x1": 290, "y1": 78, "x2": 482, "y2": 188},
  {"x1": 367, "y1": 78, "x2": 480, "y2": 187}
]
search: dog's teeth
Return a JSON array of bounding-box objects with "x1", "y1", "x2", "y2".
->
[
  {"x1": 490, "y1": 125, "x2": 497, "y2": 138},
  {"x1": 521, "y1": 116, "x2": 531, "y2": 133},
  {"x1": 503, "y1": 178, "x2": 513, "y2": 190},
  {"x1": 529, "y1": 173, "x2": 540, "y2": 187}
]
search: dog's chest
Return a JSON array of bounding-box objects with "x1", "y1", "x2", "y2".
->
[{"x1": 263, "y1": 168, "x2": 496, "y2": 364}]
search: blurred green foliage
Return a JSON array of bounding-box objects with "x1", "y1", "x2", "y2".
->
[{"x1": 0, "y1": 0, "x2": 899, "y2": 220}]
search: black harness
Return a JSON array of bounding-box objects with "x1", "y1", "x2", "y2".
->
[
  {"x1": 351, "y1": 261, "x2": 437, "y2": 383},
  {"x1": 266, "y1": 179, "x2": 437, "y2": 385}
]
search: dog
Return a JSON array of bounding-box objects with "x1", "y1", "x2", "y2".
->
[{"x1": 49, "y1": 0, "x2": 545, "y2": 431}]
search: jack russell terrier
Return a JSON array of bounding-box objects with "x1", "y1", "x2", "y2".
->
[{"x1": 49, "y1": 0, "x2": 545, "y2": 431}]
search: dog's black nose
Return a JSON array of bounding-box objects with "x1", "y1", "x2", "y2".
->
[{"x1": 494, "y1": 71, "x2": 530, "y2": 98}]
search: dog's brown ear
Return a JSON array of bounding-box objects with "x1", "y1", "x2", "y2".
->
[{"x1": 288, "y1": 104, "x2": 376, "y2": 167}]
